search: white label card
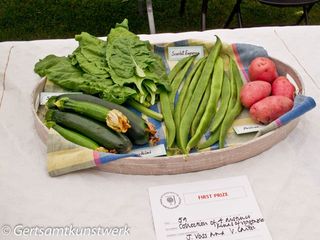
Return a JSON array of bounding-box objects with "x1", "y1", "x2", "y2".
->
[
  {"x1": 233, "y1": 124, "x2": 264, "y2": 134},
  {"x1": 168, "y1": 46, "x2": 204, "y2": 61},
  {"x1": 149, "y1": 176, "x2": 272, "y2": 240},
  {"x1": 131, "y1": 144, "x2": 166, "y2": 158}
]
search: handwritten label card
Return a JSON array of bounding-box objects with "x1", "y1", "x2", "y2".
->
[
  {"x1": 168, "y1": 46, "x2": 204, "y2": 61},
  {"x1": 233, "y1": 124, "x2": 264, "y2": 134},
  {"x1": 131, "y1": 144, "x2": 167, "y2": 158},
  {"x1": 149, "y1": 176, "x2": 272, "y2": 240}
]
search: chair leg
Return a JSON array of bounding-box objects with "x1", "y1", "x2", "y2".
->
[
  {"x1": 146, "y1": 0, "x2": 156, "y2": 34},
  {"x1": 237, "y1": 3, "x2": 243, "y2": 28},
  {"x1": 224, "y1": 0, "x2": 243, "y2": 28},
  {"x1": 303, "y1": 5, "x2": 309, "y2": 24},
  {"x1": 297, "y1": 4, "x2": 314, "y2": 25},
  {"x1": 201, "y1": 0, "x2": 209, "y2": 31}
]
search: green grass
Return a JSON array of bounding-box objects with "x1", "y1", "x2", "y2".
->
[{"x1": 1, "y1": 0, "x2": 320, "y2": 41}]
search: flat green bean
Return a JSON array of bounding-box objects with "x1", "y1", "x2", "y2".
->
[
  {"x1": 177, "y1": 37, "x2": 222, "y2": 153},
  {"x1": 174, "y1": 58, "x2": 206, "y2": 128},
  {"x1": 190, "y1": 80, "x2": 212, "y2": 137},
  {"x1": 187, "y1": 56, "x2": 224, "y2": 151},
  {"x1": 168, "y1": 55, "x2": 196, "y2": 84},
  {"x1": 169, "y1": 55, "x2": 196, "y2": 112},
  {"x1": 160, "y1": 90, "x2": 176, "y2": 150},
  {"x1": 197, "y1": 73, "x2": 231, "y2": 149},
  {"x1": 197, "y1": 128, "x2": 220, "y2": 150},
  {"x1": 210, "y1": 73, "x2": 231, "y2": 133},
  {"x1": 180, "y1": 58, "x2": 206, "y2": 118},
  {"x1": 197, "y1": 70, "x2": 231, "y2": 149},
  {"x1": 219, "y1": 59, "x2": 243, "y2": 148}
]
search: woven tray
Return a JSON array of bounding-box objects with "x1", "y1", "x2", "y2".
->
[{"x1": 32, "y1": 58, "x2": 303, "y2": 175}]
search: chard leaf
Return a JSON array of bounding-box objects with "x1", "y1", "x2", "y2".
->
[
  {"x1": 106, "y1": 19, "x2": 170, "y2": 101},
  {"x1": 34, "y1": 55, "x2": 135, "y2": 104},
  {"x1": 70, "y1": 32, "x2": 110, "y2": 78}
]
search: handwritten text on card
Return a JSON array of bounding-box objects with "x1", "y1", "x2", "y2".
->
[{"x1": 149, "y1": 176, "x2": 272, "y2": 240}]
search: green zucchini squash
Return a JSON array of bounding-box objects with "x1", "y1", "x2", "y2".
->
[
  {"x1": 53, "y1": 97, "x2": 130, "y2": 133},
  {"x1": 45, "y1": 121, "x2": 108, "y2": 152},
  {"x1": 45, "y1": 109, "x2": 132, "y2": 153},
  {"x1": 47, "y1": 94, "x2": 158, "y2": 145}
]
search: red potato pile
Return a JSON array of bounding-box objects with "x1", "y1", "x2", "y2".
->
[{"x1": 241, "y1": 57, "x2": 295, "y2": 124}]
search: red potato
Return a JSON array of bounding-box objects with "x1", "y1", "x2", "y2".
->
[
  {"x1": 250, "y1": 96, "x2": 294, "y2": 124},
  {"x1": 249, "y1": 57, "x2": 278, "y2": 83},
  {"x1": 272, "y1": 76, "x2": 296, "y2": 100},
  {"x1": 240, "y1": 81, "x2": 272, "y2": 108}
]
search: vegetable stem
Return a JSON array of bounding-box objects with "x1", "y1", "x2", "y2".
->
[
  {"x1": 160, "y1": 90, "x2": 176, "y2": 149},
  {"x1": 127, "y1": 99, "x2": 163, "y2": 121}
]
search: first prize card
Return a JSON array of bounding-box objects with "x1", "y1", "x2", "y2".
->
[{"x1": 148, "y1": 176, "x2": 272, "y2": 240}]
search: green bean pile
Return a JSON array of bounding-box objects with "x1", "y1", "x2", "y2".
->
[{"x1": 160, "y1": 36, "x2": 243, "y2": 155}]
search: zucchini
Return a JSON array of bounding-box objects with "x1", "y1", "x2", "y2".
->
[
  {"x1": 47, "y1": 94, "x2": 158, "y2": 145},
  {"x1": 45, "y1": 109, "x2": 132, "y2": 153},
  {"x1": 45, "y1": 121, "x2": 108, "y2": 152},
  {"x1": 53, "y1": 97, "x2": 131, "y2": 133}
]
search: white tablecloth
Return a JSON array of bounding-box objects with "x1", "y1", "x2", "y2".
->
[{"x1": 0, "y1": 26, "x2": 319, "y2": 240}]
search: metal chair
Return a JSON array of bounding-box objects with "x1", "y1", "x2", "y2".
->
[
  {"x1": 224, "y1": 0, "x2": 319, "y2": 28},
  {"x1": 259, "y1": 0, "x2": 320, "y2": 25},
  {"x1": 145, "y1": 0, "x2": 204, "y2": 33},
  {"x1": 224, "y1": 0, "x2": 244, "y2": 28},
  {"x1": 180, "y1": 0, "x2": 210, "y2": 31},
  {"x1": 145, "y1": 0, "x2": 209, "y2": 33}
]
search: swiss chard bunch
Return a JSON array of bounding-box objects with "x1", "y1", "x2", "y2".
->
[
  {"x1": 34, "y1": 19, "x2": 170, "y2": 107},
  {"x1": 106, "y1": 19, "x2": 170, "y2": 106}
]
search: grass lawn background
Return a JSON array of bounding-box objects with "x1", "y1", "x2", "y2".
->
[{"x1": 1, "y1": 0, "x2": 320, "y2": 41}]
